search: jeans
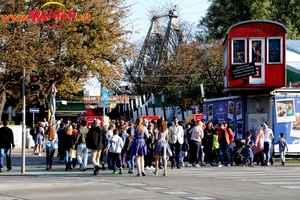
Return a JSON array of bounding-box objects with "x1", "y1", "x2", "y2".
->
[
  {"x1": 264, "y1": 141, "x2": 271, "y2": 164},
  {"x1": 242, "y1": 147, "x2": 253, "y2": 166},
  {"x1": 126, "y1": 152, "x2": 136, "y2": 171},
  {"x1": 0, "y1": 148, "x2": 12, "y2": 169},
  {"x1": 191, "y1": 140, "x2": 200, "y2": 164},
  {"x1": 64, "y1": 150, "x2": 73, "y2": 165},
  {"x1": 107, "y1": 151, "x2": 112, "y2": 169},
  {"x1": 110, "y1": 152, "x2": 122, "y2": 172},
  {"x1": 179, "y1": 150, "x2": 185, "y2": 166},
  {"x1": 280, "y1": 150, "x2": 286, "y2": 163},
  {"x1": 198, "y1": 146, "x2": 204, "y2": 163},
  {"x1": 170, "y1": 142, "x2": 182, "y2": 167},
  {"x1": 219, "y1": 143, "x2": 231, "y2": 165},
  {"x1": 77, "y1": 144, "x2": 88, "y2": 169}
]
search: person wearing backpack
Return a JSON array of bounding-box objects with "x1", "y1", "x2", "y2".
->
[{"x1": 45, "y1": 125, "x2": 58, "y2": 171}]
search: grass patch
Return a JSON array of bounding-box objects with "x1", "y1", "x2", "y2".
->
[{"x1": 273, "y1": 157, "x2": 300, "y2": 164}]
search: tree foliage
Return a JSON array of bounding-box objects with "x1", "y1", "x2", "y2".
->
[
  {"x1": 198, "y1": 0, "x2": 300, "y2": 40},
  {"x1": 124, "y1": 39, "x2": 224, "y2": 107},
  {"x1": 197, "y1": 0, "x2": 252, "y2": 41},
  {"x1": 0, "y1": 0, "x2": 132, "y2": 122},
  {"x1": 154, "y1": 40, "x2": 224, "y2": 106}
]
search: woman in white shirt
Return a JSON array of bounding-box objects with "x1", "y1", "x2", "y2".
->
[{"x1": 262, "y1": 122, "x2": 274, "y2": 166}]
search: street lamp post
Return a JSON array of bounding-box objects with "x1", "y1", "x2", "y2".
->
[{"x1": 21, "y1": 68, "x2": 26, "y2": 173}]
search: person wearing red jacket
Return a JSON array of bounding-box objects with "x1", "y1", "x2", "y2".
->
[{"x1": 217, "y1": 122, "x2": 234, "y2": 167}]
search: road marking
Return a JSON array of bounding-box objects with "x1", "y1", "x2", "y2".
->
[
  {"x1": 257, "y1": 181, "x2": 300, "y2": 185},
  {"x1": 186, "y1": 197, "x2": 217, "y2": 200},
  {"x1": 162, "y1": 191, "x2": 191, "y2": 195},
  {"x1": 179, "y1": 170, "x2": 300, "y2": 190},
  {"x1": 281, "y1": 186, "x2": 300, "y2": 189},
  {"x1": 241, "y1": 178, "x2": 299, "y2": 181},
  {"x1": 122, "y1": 183, "x2": 146, "y2": 186},
  {"x1": 141, "y1": 187, "x2": 166, "y2": 190}
]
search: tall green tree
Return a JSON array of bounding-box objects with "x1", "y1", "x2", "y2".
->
[
  {"x1": 198, "y1": 0, "x2": 300, "y2": 40},
  {"x1": 197, "y1": 0, "x2": 252, "y2": 41}
]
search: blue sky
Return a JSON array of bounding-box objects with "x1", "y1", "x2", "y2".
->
[
  {"x1": 84, "y1": 0, "x2": 210, "y2": 91},
  {"x1": 125, "y1": 0, "x2": 209, "y2": 42}
]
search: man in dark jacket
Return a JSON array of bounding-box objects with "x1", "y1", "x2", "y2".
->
[
  {"x1": 86, "y1": 119, "x2": 106, "y2": 175},
  {"x1": 0, "y1": 120, "x2": 15, "y2": 172}
]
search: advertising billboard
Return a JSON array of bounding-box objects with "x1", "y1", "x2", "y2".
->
[
  {"x1": 274, "y1": 97, "x2": 300, "y2": 153},
  {"x1": 203, "y1": 97, "x2": 245, "y2": 139}
]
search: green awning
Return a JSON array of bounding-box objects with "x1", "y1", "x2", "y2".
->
[
  {"x1": 287, "y1": 69, "x2": 300, "y2": 84},
  {"x1": 56, "y1": 103, "x2": 85, "y2": 113}
]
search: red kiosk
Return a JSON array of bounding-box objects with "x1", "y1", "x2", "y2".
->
[
  {"x1": 204, "y1": 20, "x2": 300, "y2": 154},
  {"x1": 223, "y1": 20, "x2": 287, "y2": 91}
]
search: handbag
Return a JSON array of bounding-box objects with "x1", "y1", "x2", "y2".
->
[{"x1": 69, "y1": 148, "x2": 77, "y2": 158}]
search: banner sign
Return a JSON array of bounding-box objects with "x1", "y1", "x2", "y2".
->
[
  {"x1": 231, "y1": 62, "x2": 257, "y2": 79},
  {"x1": 84, "y1": 95, "x2": 129, "y2": 104},
  {"x1": 204, "y1": 98, "x2": 245, "y2": 139}
]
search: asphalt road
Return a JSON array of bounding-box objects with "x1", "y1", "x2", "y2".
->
[{"x1": 0, "y1": 149, "x2": 300, "y2": 200}]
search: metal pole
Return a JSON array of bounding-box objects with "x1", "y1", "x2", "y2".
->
[
  {"x1": 135, "y1": 97, "x2": 139, "y2": 118},
  {"x1": 127, "y1": 103, "x2": 130, "y2": 120},
  {"x1": 99, "y1": 79, "x2": 105, "y2": 126},
  {"x1": 151, "y1": 93, "x2": 156, "y2": 116},
  {"x1": 131, "y1": 100, "x2": 134, "y2": 121},
  {"x1": 33, "y1": 113, "x2": 34, "y2": 128},
  {"x1": 21, "y1": 68, "x2": 26, "y2": 173},
  {"x1": 139, "y1": 96, "x2": 143, "y2": 116},
  {"x1": 143, "y1": 95, "x2": 148, "y2": 116},
  {"x1": 162, "y1": 94, "x2": 167, "y2": 120}
]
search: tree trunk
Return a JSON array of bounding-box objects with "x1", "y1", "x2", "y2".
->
[{"x1": 0, "y1": 91, "x2": 7, "y2": 123}]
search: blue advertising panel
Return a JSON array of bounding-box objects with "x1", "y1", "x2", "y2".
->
[
  {"x1": 102, "y1": 89, "x2": 108, "y2": 104},
  {"x1": 274, "y1": 97, "x2": 300, "y2": 153},
  {"x1": 204, "y1": 98, "x2": 245, "y2": 139}
]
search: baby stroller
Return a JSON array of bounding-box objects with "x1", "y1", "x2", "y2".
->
[{"x1": 231, "y1": 139, "x2": 250, "y2": 166}]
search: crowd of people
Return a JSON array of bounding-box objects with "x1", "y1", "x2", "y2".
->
[{"x1": 0, "y1": 116, "x2": 289, "y2": 174}]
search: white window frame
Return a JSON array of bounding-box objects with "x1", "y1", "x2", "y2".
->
[
  {"x1": 249, "y1": 38, "x2": 265, "y2": 84},
  {"x1": 231, "y1": 38, "x2": 247, "y2": 65},
  {"x1": 267, "y1": 37, "x2": 283, "y2": 64}
]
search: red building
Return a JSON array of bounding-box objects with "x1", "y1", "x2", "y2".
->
[{"x1": 223, "y1": 20, "x2": 287, "y2": 91}]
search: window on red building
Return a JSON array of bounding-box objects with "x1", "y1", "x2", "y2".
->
[
  {"x1": 268, "y1": 38, "x2": 282, "y2": 63},
  {"x1": 232, "y1": 39, "x2": 246, "y2": 64}
]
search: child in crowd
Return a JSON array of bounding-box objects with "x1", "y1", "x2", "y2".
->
[
  {"x1": 106, "y1": 129, "x2": 124, "y2": 174},
  {"x1": 212, "y1": 129, "x2": 219, "y2": 166},
  {"x1": 274, "y1": 133, "x2": 288, "y2": 165},
  {"x1": 241, "y1": 131, "x2": 254, "y2": 167}
]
